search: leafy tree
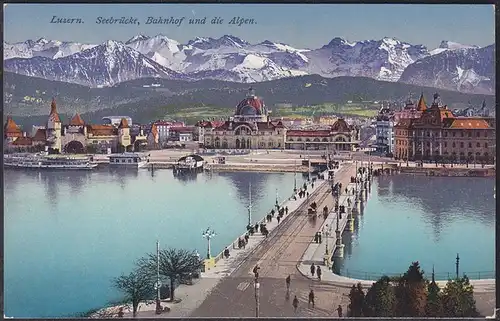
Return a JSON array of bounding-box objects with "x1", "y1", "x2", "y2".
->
[
  {"x1": 395, "y1": 261, "x2": 428, "y2": 316},
  {"x1": 363, "y1": 276, "x2": 396, "y2": 317},
  {"x1": 441, "y1": 275, "x2": 479, "y2": 317},
  {"x1": 348, "y1": 282, "x2": 365, "y2": 316},
  {"x1": 426, "y1": 274, "x2": 443, "y2": 317},
  {"x1": 113, "y1": 268, "x2": 154, "y2": 317},
  {"x1": 137, "y1": 248, "x2": 203, "y2": 301}
]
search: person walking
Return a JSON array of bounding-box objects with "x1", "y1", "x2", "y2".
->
[
  {"x1": 308, "y1": 289, "x2": 315, "y2": 308},
  {"x1": 277, "y1": 215, "x2": 281, "y2": 224},
  {"x1": 292, "y1": 295, "x2": 299, "y2": 312},
  {"x1": 316, "y1": 266, "x2": 322, "y2": 281},
  {"x1": 337, "y1": 305, "x2": 343, "y2": 317},
  {"x1": 285, "y1": 275, "x2": 291, "y2": 291},
  {"x1": 310, "y1": 263, "x2": 316, "y2": 277}
]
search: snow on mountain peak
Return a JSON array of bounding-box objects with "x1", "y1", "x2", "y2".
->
[
  {"x1": 323, "y1": 37, "x2": 355, "y2": 48},
  {"x1": 439, "y1": 40, "x2": 479, "y2": 50},
  {"x1": 125, "y1": 34, "x2": 151, "y2": 44}
]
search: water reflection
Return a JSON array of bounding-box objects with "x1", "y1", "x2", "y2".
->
[{"x1": 377, "y1": 175, "x2": 495, "y2": 229}]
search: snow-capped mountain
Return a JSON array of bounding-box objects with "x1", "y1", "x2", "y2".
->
[
  {"x1": 399, "y1": 45, "x2": 494, "y2": 94},
  {"x1": 429, "y1": 40, "x2": 480, "y2": 56},
  {"x1": 3, "y1": 34, "x2": 494, "y2": 93},
  {"x1": 4, "y1": 37, "x2": 97, "y2": 60},
  {"x1": 304, "y1": 37, "x2": 429, "y2": 82},
  {"x1": 3, "y1": 40, "x2": 184, "y2": 87}
]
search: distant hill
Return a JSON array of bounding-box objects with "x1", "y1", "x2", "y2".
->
[{"x1": 4, "y1": 72, "x2": 494, "y2": 128}]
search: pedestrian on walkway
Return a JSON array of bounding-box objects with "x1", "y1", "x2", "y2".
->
[
  {"x1": 277, "y1": 216, "x2": 281, "y2": 224},
  {"x1": 292, "y1": 295, "x2": 299, "y2": 312},
  {"x1": 285, "y1": 206, "x2": 288, "y2": 215},
  {"x1": 316, "y1": 266, "x2": 322, "y2": 280},
  {"x1": 310, "y1": 263, "x2": 316, "y2": 277},
  {"x1": 223, "y1": 247, "x2": 230, "y2": 259},
  {"x1": 308, "y1": 290, "x2": 315, "y2": 308},
  {"x1": 286, "y1": 275, "x2": 291, "y2": 291},
  {"x1": 337, "y1": 305, "x2": 343, "y2": 317}
]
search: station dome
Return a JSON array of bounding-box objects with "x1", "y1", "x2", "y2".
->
[{"x1": 235, "y1": 87, "x2": 265, "y2": 116}]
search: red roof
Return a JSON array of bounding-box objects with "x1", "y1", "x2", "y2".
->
[
  {"x1": 33, "y1": 129, "x2": 47, "y2": 141},
  {"x1": 4, "y1": 116, "x2": 22, "y2": 134},
  {"x1": 118, "y1": 118, "x2": 129, "y2": 129},
  {"x1": 70, "y1": 113, "x2": 85, "y2": 126},
  {"x1": 12, "y1": 137, "x2": 33, "y2": 146},
  {"x1": 49, "y1": 98, "x2": 61, "y2": 122}
]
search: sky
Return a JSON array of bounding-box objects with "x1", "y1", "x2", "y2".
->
[{"x1": 3, "y1": 4, "x2": 495, "y2": 49}]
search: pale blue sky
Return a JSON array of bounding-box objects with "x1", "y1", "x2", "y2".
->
[{"x1": 3, "y1": 4, "x2": 495, "y2": 49}]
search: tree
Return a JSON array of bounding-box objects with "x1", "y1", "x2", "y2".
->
[
  {"x1": 394, "y1": 261, "x2": 428, "y2": 316},
  {"x1": 137, "y1": 248, "x2": 203, "y2": 301},
  {"x1": 426, "y1": 275, "x2": 443, "y2": 317},
  {"x1": 441, "y1": 275, "x2": 479, "y2": 317},
  {"x1": 348, "y1": 282, "x2": 365, "y2": 316},
  {"x1": 363, "y1": 276, "x2": 396, "y2": 317},
  {"x1": 113, "y1": 268, "x2": 154, "y2": 317}
]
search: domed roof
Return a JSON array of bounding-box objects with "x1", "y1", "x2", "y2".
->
[{"x1": 235, "y1": 87, "x2": 265, "y2": 116}]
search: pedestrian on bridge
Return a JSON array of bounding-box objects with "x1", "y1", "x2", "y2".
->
[
  {"x1": 277, "y1": 215, "x2": 281, "y2": 224},
  {"x1": 285, "y1": 206, "x2": 289, "y2": 215},
  {"x1": 316, "y1": 266, "x2": 322, "y2": 280},
  {"x1": 286, "y1": 275, "x2": 291, "y2": 291},
  {"x1": 337, "y1": 305, "x2": 343, "y2": 317},
  {"x1": 292, "y1": 295, "x2": 299, "y2": 312},
  {"x1": 310, "y1": 263, "x2": 316, "y2": 277},
  {"x1": 308, "y1": 290, "x2": 315, "y2": 308}
]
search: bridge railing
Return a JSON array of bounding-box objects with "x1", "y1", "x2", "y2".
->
[{"x1": 340, "y1": 269, "x2": 495, "y2": 281}]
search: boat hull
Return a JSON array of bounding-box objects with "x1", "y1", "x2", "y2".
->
[{"x1": 4, "y1": 163, "x2": 98, "y2": 170}]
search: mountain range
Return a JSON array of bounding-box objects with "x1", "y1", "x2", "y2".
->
[{"x1": 3, "y1": 35, "x2": 495, "y2": 94}]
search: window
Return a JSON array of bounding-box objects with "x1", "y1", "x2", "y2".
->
[
  {"x1": 128, "y1": 159, "x2": 132, "y2": 163},
  {"x1": 452, "y1": 132, "x2": 456, "y2": 137},
  {"x1": 444, "y1": 142, "x2": 447, "y2": 148},
  {"x1": 468, "y1": 132, "x2": 472, "y2": 137},
  {"x1": 452, "y1": 142, "x2": 456, "y2": 148},
  {"x1": 485, "y1": 143, "x2": 488, "y2": 148},
  {"x1": 477, "y1": 142, "x2": 480, "y2": 148},
  {"x1": 444, "y1": 132, "x2": 448, "y2": 137},
  {"x1": 460, "y1": 142, "x2": 464, "y2": 148},
  {"x1": 484, "y1": 132, "x2": 488, "y2": 137},
  {"x1": 134, "y1": 158, "x2": 138, "y2": 163},
  {"x1": 476, "y1": 132, "x2": 480, "y2": 137},
  {"x1": 468, "y1": 142, "x2": 472, "y2": 148},
  {"x1": 461, "y1": 132, "x2": 464, "y2": 137}
]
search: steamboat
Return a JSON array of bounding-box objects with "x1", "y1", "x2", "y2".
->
[{"x1": 4, "y1": 153, "x2": 98, "y2": 170}]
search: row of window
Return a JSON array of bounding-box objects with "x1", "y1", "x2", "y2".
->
[
  {"x1": 396, "y1": 140, "x2": 489, "y2": 149},
  {"x1": 397, "y1": 150, "x2": 489, "y2": 157},
  {"x1": 396, "y1": 130, "x2": 491, "y2": 138},
  {"x1": 110, "y1": 158, "x2": 139, "y2": 163}
]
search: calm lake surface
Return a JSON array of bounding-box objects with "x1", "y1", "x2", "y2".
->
[
  {"x1": 337, "y1": 175, "x2": 495, "y2": 281},
  {"x1": 4, "y1": 169, "x2": 495, "y2": 317}
]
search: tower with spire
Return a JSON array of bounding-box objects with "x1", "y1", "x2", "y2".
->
[
  {"x1": 416, "y1": 92, "x2": 427, "y2": 112},
  {"x1": 118, "y1": 118, "x2": 132, "y2": 151},
  {"x1": 46, "y1": 98, "x2": 62, "y2": 152}
]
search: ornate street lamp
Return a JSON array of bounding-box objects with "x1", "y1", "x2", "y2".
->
[{"x1": 202, "y1": 228, "x2": 216, "y2": 259}]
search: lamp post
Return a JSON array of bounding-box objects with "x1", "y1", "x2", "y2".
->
[
  {"x1": 254, "y1": 277, "x2": 260, "y2": 317},
  {"x1": 293, "y1": 160, "x2": 297, "y2": 193},
  {"x1": 275, "y1": 188, "x2": 279, "y2": 208},
  {"x1": 202, "y1": 228, "x2": 216, "y2": 259},
  {"x1": 155, "y1": 240, "x2": 162, "y2": 314},
  {"x1": 248, "y1": 182, "x2": 252, "y2": 227},
  {"x1": 456, "y1": 253, "x2": 460, "y2": 279},
  {"x1": 323, "y1": 224, "x2": 330, "y2": 255}
]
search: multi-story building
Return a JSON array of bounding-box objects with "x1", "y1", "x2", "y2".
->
[
  {"x1": 197, "y1": 88, "x2": 360, "y2": 151},
  {"x1": 151, "y1": 120, "x2": 186, "y2": 145},
  {"x1": 375, "y1": 104, "x2": 395, "y2": 155},
  {"x1": 394, "y1": 93, "x2": 495, "y2": 164},
  {"x1": 4, "y1": 99, "x2": 147, "y2": 154}
]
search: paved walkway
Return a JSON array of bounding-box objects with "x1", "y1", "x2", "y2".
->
[{"x1": 189, "y1": 163, "x2": 358, "y2": 317}]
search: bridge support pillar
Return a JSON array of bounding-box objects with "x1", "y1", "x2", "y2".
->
[
  {"x1": 352, "y1": 199, "x2": 359, "y2": 215},
  {"x1": 347, "y1": 214, "x2": 354, "y2": 232},
  {"x1": 334, "y1": 230, "x2": 344, "y2": 258}
]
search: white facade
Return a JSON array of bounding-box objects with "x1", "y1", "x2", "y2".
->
[{"x1": 375, "y1": 112, "x2": 395, "y2": 155}]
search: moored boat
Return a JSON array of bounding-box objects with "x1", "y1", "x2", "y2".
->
[
  {"x1": 108, "y1": 153, "x2": 148, "y2": 168},
  {"x1": 4, "y1": 153, "x2": 98, "y2": 170}
]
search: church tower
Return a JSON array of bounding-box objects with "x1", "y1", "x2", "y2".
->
[
  {"x1": 46, "y1": 98, "x2": 62, "y2": 153},
  {"x1": 118, "y1": 118, "x2": 131, "y2": 152}
]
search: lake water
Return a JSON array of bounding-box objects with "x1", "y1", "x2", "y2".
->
[
  {"x1": 4, "y1": 169, "x2": 495, "y2": 317},
  {"x1": 336, "y1": 175, "x2": 495, "y2": 281},
  {"x1": 4, "y1": 168, "x2": 306, "y2": 318}
]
